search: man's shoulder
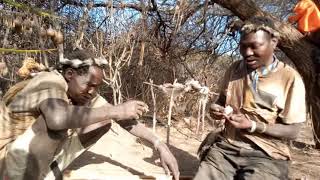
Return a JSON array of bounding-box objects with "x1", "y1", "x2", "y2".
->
[
  {"x1": 276, "y1": 62, "x2": 303, "y2": 82},
  {"x1": 32, "y1": 70, "x2": 64, "y2": 83},
  {"x1": 9, "y1": 71, "x2": 69, "y2": 104},
  {"x1": 26, "y1": 70, "x2": 68, "y2": 92},
  {"x1": 7, "y1": 71, "x2": 69, "y2": 113}
]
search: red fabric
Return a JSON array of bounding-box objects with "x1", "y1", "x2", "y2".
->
[{"x1": 288, "y1": 0, "x2": 320, "y2": 32}]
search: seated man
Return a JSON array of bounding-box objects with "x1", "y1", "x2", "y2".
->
[
  {"x1": 195, "y1": 17, "x2": 306, "y2": 180},
  {"x1": 0, "y1": 49, "x2": 179, "y2": 180}
]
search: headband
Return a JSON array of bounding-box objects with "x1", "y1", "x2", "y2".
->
[{"x1": 59, "y1": 57, "x2": 108, "y2": 68}]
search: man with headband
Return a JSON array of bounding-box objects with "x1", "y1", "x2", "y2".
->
[
  {"x1": 195, "y1": 17, "x2": 306, "y2": 180},
  {"x1": 0, "y1": 49, "x2": 179, "y2": 180}
]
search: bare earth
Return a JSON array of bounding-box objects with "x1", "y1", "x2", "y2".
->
[{"x1": 64, "y1": 119, "x2": 320, "y2": 180}]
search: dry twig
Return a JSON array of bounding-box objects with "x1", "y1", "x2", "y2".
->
[{"x1": 149, "y1": 79, "x2": 157, "y2": 133}]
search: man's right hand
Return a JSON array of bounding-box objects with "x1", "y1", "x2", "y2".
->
[
  {"x1": 209, "y1": 104, "x2": 225, "y2": 120},
  {"x1": 114, "y1": 100, "x2": 149, "y2": 120}
]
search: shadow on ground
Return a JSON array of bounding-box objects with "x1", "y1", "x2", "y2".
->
[{"x1": 66, "y1": 140, "x2": 200, "y2": 177}]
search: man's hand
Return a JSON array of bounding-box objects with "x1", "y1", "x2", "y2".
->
[
  {"x1": 225, "y1": 113, "x2": 252, "y2": 129},
  {"x1": 114, "y1": 100, "x2": 149, "y2": 120},
  {"x1": 156, "y1": 143, "x2": 180, "y2": 180},
  {"x1": 209, "y1": 104, "x2": 225, "y2": 120}
]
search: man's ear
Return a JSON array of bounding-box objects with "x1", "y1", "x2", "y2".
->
[
  {"x1": 271, "y1": 37, "x2": 278, "y2": 50},
  {"x1": 64, "y1": 68, "x2": 74, "y2": 82}
]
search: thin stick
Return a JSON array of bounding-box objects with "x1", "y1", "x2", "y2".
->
[
  {"x1": 167, "y1": 79, "x2": 177, "y2": 145},
  {"x1": 0, "y1": 48, "x2": 57, "y2": 53},
  {"x1": 150, "y1": 79, "x2": 157, "y2": 133},
  {"x1": 201, "y1": 95, "x2": 208, "y2": 137},
  {"x1": 2, "y1": 28, "x2": 10, "y2": 47},
  {"x1": 74, "y1": 1, "x2": 92, "y2": 48},
  {"x1": 58, "y1": 44, "x2": 64, "y2": 64},
  {"x1": 138, "y1": 41, "x2": 145, "y2": 66},
  {"x1": 138, "y1": 0, "x2": 146, "y2": 66},
  {"x1": 196, "y1": 99, "x2": 201, "y2": 135},
  {"x1": 143, "y1": 81, "x2": 162, "y2": 88}
]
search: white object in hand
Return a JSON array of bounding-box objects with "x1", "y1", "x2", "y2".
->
[{"x1": 224, "y1": 105, "x2": 233, "y2": 115}]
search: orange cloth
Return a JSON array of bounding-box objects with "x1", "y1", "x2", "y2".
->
[{"x1": 288, "y1": 0, "x2": 320, "y2": 32}]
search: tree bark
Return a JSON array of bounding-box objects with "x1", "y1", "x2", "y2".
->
[{"x1": 212, "y1": 0, "x2": 320, "y2": 148}]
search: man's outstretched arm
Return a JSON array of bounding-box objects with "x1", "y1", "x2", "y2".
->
[
  {"x1": 118, "y1": 120, "x2": 180, "y2": 180},
  {"x1": 39, "y1": 98, "x2": 146, "y2": 130},
  {"x1": 75, "y1": 118, "x2": 180, "y2": 179}
]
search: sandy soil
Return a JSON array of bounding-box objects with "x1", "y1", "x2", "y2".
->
[{"x1": 64, "y1": 119, "x2": 320, "y2": 180}]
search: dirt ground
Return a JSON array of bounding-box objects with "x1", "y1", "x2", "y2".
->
[{"x1": 64, "y1": 118, "x2": 320, "y2": 180}]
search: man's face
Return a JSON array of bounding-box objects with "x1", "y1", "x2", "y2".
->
[
  {"x1": 240, "y1": 30, "x2": 278, "y2": 70},
  {"x1": 66, "y1": 66, "x2": 103, "y2": 105}
]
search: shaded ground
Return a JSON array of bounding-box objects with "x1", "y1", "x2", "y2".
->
[
  {"x1": 290, "y1": 147, "x2": 320, "y2": 179},
  {"x1": 65, "y1": 118, "x2": 320, "y2": 180}
]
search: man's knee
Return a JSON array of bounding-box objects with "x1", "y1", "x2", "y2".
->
[
  {"x1": 237, "y1": 159, "x2": 289, "y2": 180},
  {"x1": 194, "y1": 161, "x2": 233, "y2": 180},
  {"x1": 194, "y1": 148, "x2": 236, "y2": 180},
  {"x1": 236, "y1": 170, "x2": 287, "y2": 180}
]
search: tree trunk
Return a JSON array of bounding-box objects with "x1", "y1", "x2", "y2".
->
[{"x1": 212, "y1": 0, "x2": 320, "y2": 148}]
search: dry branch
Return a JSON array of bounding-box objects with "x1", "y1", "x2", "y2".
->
[
  {"x1": 149, "y1": 79, "x2": 157, "y2": 133},
  {"x1": 167, "y1": 79, "x2": 177, "y2": 144},
  {"x1": 74, "y1": 1, "x2": 93, "y2": 49}
]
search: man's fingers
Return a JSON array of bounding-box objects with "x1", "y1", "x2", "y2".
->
[
  {"x1": 136, "y1": 101, "x2": 148, "y2": 108},
  {"x1": 136, "y1": 106, "x2": 149, "y2": 115},
  {"x1": 226, "y1": 118, "x2": 240, "y2": 126},
  {"x1": 167, "y1": 160, "x2": 179, "y2": 180},
  {"x1": 226, "y1": 116, "x2": 237, "y2": 122},
  {"x1": 211, "y1": 107, "x2": 223, "y2": 112},
  {"x1": 172, "y1": 170, "x2": 180, "y2": 180},
  {"x1": 135, "y1": 109, "x2": 142, "y2": 117},
  {"x1": 230, "y1": 105, "x2": 240, "y2": 114},
  {"x1": 223, "y1": 114, "x2": 230, "y2": 120},
  {"x1": 210, "y1": 104, "x2": 224, "y2": 112},
  {"x1": 136, "y1": 105, "x2": 144, "y2": 112},
  {"x1": 171, "y1": 166, "x2": 180, "y2": 180},
  {"x1": 173, "y1": 171, "x2": 180, "y2": 180},
  {"x1": 229, "y1": 114, "x2": 242, "y2": 122},
  {"x1": 133, "y1": 114, "x2": 140, "y2": 119},
  {"x1": 210, "y1": 112, "x2": 225, "y2": 121},
  {"x1": 161, "y1": 162, "x2": 170, "y2": 176},
  {"x1": 135, "y1": 101, "x2": 149, "y2": 112},
  {"x1": 213, "y1": 112, "x2": 224, "y2": 116}
]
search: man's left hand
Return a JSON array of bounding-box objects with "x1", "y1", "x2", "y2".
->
[
  {"x1": 225, "y1": 113, "x2": 252, "y2": 129},
  {"x1": 156, "y1": 143, "x2": 180, "y2": 180}
]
